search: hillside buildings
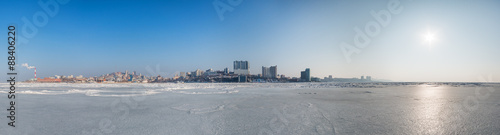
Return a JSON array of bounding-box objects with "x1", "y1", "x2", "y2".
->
[{"x1": 27, "y1": 60, "x2": 375, "y2": 83}]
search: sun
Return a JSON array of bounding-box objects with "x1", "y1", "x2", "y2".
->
[
  {"x1": 422, "y1": 30, "x2": 437, "y2": 47},
  {"x1": 424, "y1": 32, "x2": 435, "y2": 43}
]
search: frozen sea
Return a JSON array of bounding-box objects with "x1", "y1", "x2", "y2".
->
[{"x1": 1, "y1": 82, "x2": 499, "y2": 135}]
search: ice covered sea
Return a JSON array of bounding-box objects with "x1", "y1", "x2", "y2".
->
[{"x1": 0, "y1": 82, "x2": 499, "y2": 135}]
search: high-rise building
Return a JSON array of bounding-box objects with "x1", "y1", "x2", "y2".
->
[
  {"x1": 233, "y1": 61, "x2": 250, "y2": 75},
  {"x1": 361, "y1": 76, "x2": 365, "y2": 80},
  {"x1": 206, "y1": 68, "x2": 214, "y2": 72},
  {"x1": 366, "y1": 76, "x2": 372, "y2": 81},
  {"x1": 300, "y1": 68, "x2": 311, "y2": 82},
  {"x1": 301, "y1": 71, "x2": 306, "y2": 81},
  {"x1": 180, "y1": 72, "x2": 186, "y2": 78},
  {"x1": 192, "y1": 69, "x2": 203, "y2": 77},
  {"x1": 270, "y1": 66, "x2": 277, "y2": 78},
  {"x1": 262, "y1": 66, "x2": 269, "y2": 78},
  {"x1": 224, "y1": 68, "x2": 229, "y2": 74},
  {"x1": 262, "y1": 65, "x2": 277, "y2": 78},
  {"x1": 204, "y1": 68, "x2": 217, "y2": 76}
]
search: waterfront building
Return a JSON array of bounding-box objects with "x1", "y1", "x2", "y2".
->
[
  {"x1": 300, "y1": 68, "x2": 311, "y2": 82},
  {"x1": 233, "y1": 61, "x2": 250, "y2": 75},
  {"x1": 262, "y1": 65, "x2": 278, "y2": 78}
]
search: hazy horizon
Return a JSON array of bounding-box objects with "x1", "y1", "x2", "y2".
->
[{"x1": 2, "y1": 0, "x2": 500, "y2": 82}]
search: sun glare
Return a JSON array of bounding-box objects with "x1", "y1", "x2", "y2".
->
[
  {"x1": 422, "y1": 30, "x2": 437, "y2": 48},
  {"x1": 424, "y1": 32, "x2": 435, "y2": 43}
]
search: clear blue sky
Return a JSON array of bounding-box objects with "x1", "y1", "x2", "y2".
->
[{"x1": 1, "y1": 0, "x2": 500, "y2": 82}]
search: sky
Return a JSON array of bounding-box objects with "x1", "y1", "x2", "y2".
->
[{"x1": 1, "y1": 0, "x2": 500, "y2": 82}]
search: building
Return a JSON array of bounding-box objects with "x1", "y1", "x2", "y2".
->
[
  {"x1": 204, "y1": 68, "x2": 217, "y2": 76},
  {"x1": 366, "y1": 76, "x2": 372, "y2": 81},
  {"x1": 37, "y1": 77, "x2": 62, "y2": 83},
  {"x1": 206, "y1": 68, "x2": 214, "y2": 72},
  {"x1": 173, "y1": 74, "x2": 180, "y2": 80},
  {"x1": 270, "y1": 66, "x2": 277, "y2": 78},
  {"x1": 262, "y1": 65, "x2": 277, "y2": 78},
  {"x1": 180, "y1": 72, "x2": 186, "y2": 78},
  {"x1": 233, "y1": 61, "x2": 250, "y2": 75},
  {"x1": 301, "y1": 71, "x2": 306, "y2": 81},
  {"x1": 300, "y1": 68, "x2": 311, "y2": 82},
  {"x1": 238, "y1": 75, "x2": 247, "y2": 82},
  {"x1": 262, "y1": 67, "x2": 269, "y2": 78},
  {"x1": 192, "y1": 69, "x2": 203, "y2": 77},
  {"x1": 332, "y1": 77, "x2": 362, "y2": 82},
  {"x1": 322, "y1": 75, "x2": 334, "y2": 82}
]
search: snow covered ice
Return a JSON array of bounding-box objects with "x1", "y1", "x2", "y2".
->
[{"x1": 0, "y1": 82, "x2": 499, "y2": 134}]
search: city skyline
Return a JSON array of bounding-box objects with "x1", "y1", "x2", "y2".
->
[
  {"x1": 2, "y1": 0, "x2": 500, "y2": 82},
  {"x1": 29, "y1": 60, "x2": 378, "y2": 83},
  {"x1": 21, "y1": 62, "x2": 379, "y2": 83}
]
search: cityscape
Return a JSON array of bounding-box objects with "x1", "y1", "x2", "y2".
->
[
  {"x1": 28, "y1": 60, "x2": 373, "y2": 83},
  {"x1": 3, "y1": 0, "x2": 500, "y2": 134}
]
